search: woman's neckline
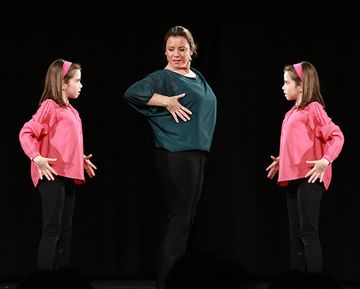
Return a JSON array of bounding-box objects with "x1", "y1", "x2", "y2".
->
[{"x1": 164, "y1": 68, "x2": 197, "y2": 78}]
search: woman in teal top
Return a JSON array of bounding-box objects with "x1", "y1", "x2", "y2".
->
[{"x1": 123, "y1": 25, "x2": 217, "y2": 289}]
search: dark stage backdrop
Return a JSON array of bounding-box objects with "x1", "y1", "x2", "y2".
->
[{"x1": 2, "y1": 0, "x2": 358, "y2": 285}]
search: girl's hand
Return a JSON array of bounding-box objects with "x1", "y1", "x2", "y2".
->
[
  {"x1": 266, "y1": 155, "x2": 279, "y2": 179},
  {"x1": 33, "y1": 155, "x2": 57, "y2": 181},
  {"x1": 84, "y1": 154, "x2": 97, "y2": 178},
  {"x1": 305, "y1": 158, "x2": 330, "y2": 183}
]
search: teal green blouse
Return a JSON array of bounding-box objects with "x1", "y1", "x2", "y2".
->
[{"x1": 124, "y1": 68, "x2": 217, "y2": 152}]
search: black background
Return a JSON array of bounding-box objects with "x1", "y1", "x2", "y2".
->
[{"x1": 2, "y1": 0, "x2": 359, "y2": 285}]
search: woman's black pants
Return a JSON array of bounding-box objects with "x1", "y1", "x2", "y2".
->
[{"x1": 153, "y1": 148, "x2": 207, "y2": 288}]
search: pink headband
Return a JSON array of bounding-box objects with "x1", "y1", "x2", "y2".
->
[
  {"x1": 62, "y1": 61, "x2": 72, "y2": 78},
  {"x1": 293, "y1": 62, "x2": 303, "y2": 80}
]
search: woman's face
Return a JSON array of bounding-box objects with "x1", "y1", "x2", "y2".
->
[
  {"x1": 282, "y1": 71, "x2": 302, "y2": 103},
  {"x1": 165, "y1": 36, "x2": 192, "y2": 70}
]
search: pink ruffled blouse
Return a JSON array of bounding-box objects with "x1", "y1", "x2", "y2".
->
[
  {"x1": 19, "y1": 99, "x2": 85, "y2": 187},
  {"x1": 278, "y1": 101, "x2": 344, "y2": 190}
]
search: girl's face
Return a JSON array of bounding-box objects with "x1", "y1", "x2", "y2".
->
[
  {"x1": 165, "y1": 36, "x2": 192, "y2": 70},
  {"x1": 63, "y1": 69, "x2": 82, "y2": 103},
  {"x1": 282, "y1": 71, "x2": 302, "y2": 104}
]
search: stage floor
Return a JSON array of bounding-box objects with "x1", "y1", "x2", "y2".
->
[{"x1": 1, "y1": 279, "x2": 360, "y2": 289}]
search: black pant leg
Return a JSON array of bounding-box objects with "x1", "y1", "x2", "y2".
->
[
  {"x1": 154, "y1": 149, "x2": 206, "y2": 288},
  {"x1": 37, "y1": 176, "x2": 75, "y2": 271}
]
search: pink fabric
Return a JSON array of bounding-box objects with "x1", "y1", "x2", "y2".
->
[
  {"x1": 277, "y1": 101, "x2": 344, "y2": 190},
  {"x1": 293, "y1": 63, "x2": 303, "y2": 80},
  {"x1": 62, "y1": 61, "x2": 72, "y2": 78},
  {"x1": 19, "y1": 99, "x2": 85, "y2": 187}
]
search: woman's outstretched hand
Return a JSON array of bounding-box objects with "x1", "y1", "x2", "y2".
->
[{"x1": 165, "y1": 93, "x2": 192, "y2": 123}]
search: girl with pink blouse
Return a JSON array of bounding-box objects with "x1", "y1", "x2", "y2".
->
[
  {"x1": 19, "y1": 59, "x2": 97, "y2": 271},
  {"x1": 266, "y1": 61, "x2": 344, "y2": 273}
]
